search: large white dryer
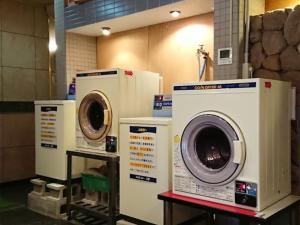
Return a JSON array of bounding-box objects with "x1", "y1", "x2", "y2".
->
[
  {"x1": 172, "y1": 79, "x2": 292, "y2": 212},
  {"x1": 76, "y1": 68, "x2": 160, "y2": 155}
]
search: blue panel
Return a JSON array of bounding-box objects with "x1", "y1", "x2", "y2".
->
[
  {"x1": 105, "y1": 0, "x2": 114, "y2": 5},
  {"x1": 147, "y1": 0, "x2": 159, "y2": 9},
  {"x1": 159, "y1": 0, "x2": 172, "y2": 6},
  {"x1": 135, "y1": 0, "x2": 147, "y2": 11},
  {"x1": 94, "y1": 0, "x2": 105, "y2": 7},
  {"x1": 103, "y1": 8, "x2": 114, "y2": 15},
  {"x1": 64, "y1": 0, "x2": 185, "y2": 30},
  {"x1": 114, "y1": 1, "x2": 134, "y2": 13},
  {"x1": 115, "y1": 8, "x2": 135, "y2": 18},
  {"x1": 101, "y1": 14, "x2": 115, "y2": 20}
]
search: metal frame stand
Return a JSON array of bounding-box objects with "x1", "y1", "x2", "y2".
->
[
  {"x1": 158, "y1": 192, "x2": 300, "y2": 225},
  {"x1": 66, "y1": 150, "x2": 120, "y2": 225}
]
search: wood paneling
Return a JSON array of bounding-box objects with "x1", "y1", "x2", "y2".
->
[
  {"x1": 97, "y1": 14, "x2": 214, "y2": 93},
  {"x1": 266, "y1": 0, "x2": 300, "y2": 11},
  {"x1": 97, "y1": 27, "x2": 149, "y2": 71},
  {"x1": 0, "y1": 112, "x2": 35, "y2": 183},
  {"x1": 2, "y1": 147, "x2": 35, "y2": 182}
]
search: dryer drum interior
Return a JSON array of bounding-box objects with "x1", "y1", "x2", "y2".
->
[
  {"x1": 181, "y1": 114, "x2": 244, "y2": 185},
  {"x1": 195, "y1": 126, "x2": 231, "y2": 170},
  {"x1": 78, "y1": 91, "x2": 112, "y2": 142}
]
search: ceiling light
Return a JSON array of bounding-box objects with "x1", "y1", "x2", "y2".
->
[
  {"x1": 170, "y1": 10, "x2": 181, "y2": 18},
  {"x1": 102, "y1": 27, "x2": 111, "y2": 36}
]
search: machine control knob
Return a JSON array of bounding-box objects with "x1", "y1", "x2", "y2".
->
[{"x1": 242, "y1": 196, "x2": 248, "y2": 204}]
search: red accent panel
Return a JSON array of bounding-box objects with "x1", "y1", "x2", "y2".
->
[
  {"x1": 265, "y1": 81, "x2": 272, "y2": 88},
  {"x1": 125, "y1": 70, "x2": 133, "y2": 76},
  {"x1": 159, "y1": 191, "x2": 257, "y2": 217}
]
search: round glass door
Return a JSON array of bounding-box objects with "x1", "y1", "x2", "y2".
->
[
  {"x1": 195, "y1": 126, "x2": 231, "y2": 170},
  {"x1": 181, "y1": 113, "x2": 245, "y2": 185},
  {"x1": 78, "y1": 91, "x2": 112, "y2": 142}
]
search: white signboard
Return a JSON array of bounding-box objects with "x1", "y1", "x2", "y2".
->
[
  {"x1": 128, "y1": 126, "x2": 157, "y2": 183},
  {"x1": 40, "y1": 106, "x2": 58, "y2": 149}
]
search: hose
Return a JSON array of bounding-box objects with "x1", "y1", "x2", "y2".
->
[{"x1": 198, "y1": 55, "x2": 208, "y2": 81}]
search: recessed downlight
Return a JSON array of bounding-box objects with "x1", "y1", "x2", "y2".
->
[
  {"x1": 102, "y1": 27, "x2": 111, "y2": 36},
  {"x1": 170, "y1": 10, "x2": 181, "y2": 18}
]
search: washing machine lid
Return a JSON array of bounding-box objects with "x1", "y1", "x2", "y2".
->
[
  {"x1": 181, "y1": 112, "x2": 245, "y2": 185},
  {"x1": 76, "y1": 69, "x2": 119, "y2": 77},
  {"x1": 78, "y1": 90, "x2": 112, "y2": 141},
  {"x1": 34, "y1": 100, "x2": 75, "y2": 105},
  {"x1": 119, "y1": 117, "x2": 172, "y2": 125}
]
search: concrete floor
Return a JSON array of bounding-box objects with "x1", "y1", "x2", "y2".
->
[
  {"x1": 0, "y1": 181, "x2": 72, "y2": 225},
  {"x1": 0, "y1": 181, "x2": 206, "y2": 225},
  {"x1": 0, "y1": 181, "x2": 291, "y2": 225}
]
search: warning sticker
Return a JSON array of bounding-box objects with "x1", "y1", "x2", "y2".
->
[
  {"x1": 128, "y1": 126, "x2": 157, "y2": 183},
  {"x1": 40, "y1": 106, "x2": 58, "y2": 149},
  {"x1": 173, "y1": 142, "x2": 234, "y2": 202}
]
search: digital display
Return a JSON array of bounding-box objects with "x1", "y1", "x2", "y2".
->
[
  {"x1": 220, "y1": 49, "x2": 230, "y2": 59},
  {"x1": 235, "y1": 181, "x2": 257, "y2": 207},
  {"x1": 235, "y1": 181, "x2": 257, "y2": 196},
  {"x1": 236, "y1": 181, "x2": 247, "y2": 193},
  {"x1": 218, "y1": 48, "x2": 232, "y2": 65},
  {"x1": 155, "y1": 95, "x2": 163, "y2": 101}
]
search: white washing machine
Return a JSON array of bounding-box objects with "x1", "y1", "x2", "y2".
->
[
  {"x1": 119, "y1": 117, "x2": 172, "y2": 224},
  {"x1": 76, "y1": 68, "x2": 160, "y2": 155},
  {"x1": 119, "y1": 117, "x2": 197, "y2": 225},
  {"x1": 172, "y1": 79, "x2": 292, "y2": 212},
  {"x1": 35, "y1": 101, "x2": 84, "y2": 181}
]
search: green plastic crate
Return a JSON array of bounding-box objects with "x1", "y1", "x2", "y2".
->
[{"x1": 81, "y1": 173, "x2": 110, "y2": 193}]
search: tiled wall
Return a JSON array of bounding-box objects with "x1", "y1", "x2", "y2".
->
[
  {"x1": 66, "y1": 32, "x2": 97, "y2": 86},
  {"x1": 65, "y1": 0, "x2": 183, "y2": 29},
  {"x1": 0, "y1": 0, "x2": 50, "y2": 101},
  {"x1": 214, "y1": 0, "x2": 245, "y2": 80},
  {"x1": 213, "y1": 0, "x2": 265, "y2": 80}
]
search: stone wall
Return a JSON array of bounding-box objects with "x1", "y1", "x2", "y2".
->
[
  {"x1": 250, "y1": 6, "x2": 300, "y2": 98},
  {"x1": 250, "y1": 5, "x2": 300, "y2": 195}
]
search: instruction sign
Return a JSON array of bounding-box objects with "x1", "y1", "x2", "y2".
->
[
  {"x1": 129, "y1": 126, "x2": 157, "y2": 183},
  {"x1": 40, "y1": 106, "x2": 58, "y2": 149}
]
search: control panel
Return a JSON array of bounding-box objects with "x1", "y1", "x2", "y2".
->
[
  {"x1": 218, "y1": 48, "x2": 232, "y2": 65},
  {"x1": 235, "y1": 181, "x2": 257, "y2": 207},
  {"x1": 106, "y1": 136, "x2": 117, "y2": 153}
]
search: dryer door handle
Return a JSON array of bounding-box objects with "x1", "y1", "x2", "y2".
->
[
  {"x1": 233, "y1": 140, "x2": 244, "y2": 164},
  {"x1": 103, "y1": 109, "x2": 111, "y2": 125}
]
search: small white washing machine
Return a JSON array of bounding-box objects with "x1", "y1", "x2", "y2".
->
[
  {"x1": 173, "y1": 79, "x2": 292, "y2": 212},
  {"x1": 76, "y1": 69, "x2": 160, "y2": 155},
  {"x1": 35, "y1": 101, "x2": 84, "y2": 181},
  {"x1": 120, "y1": 117, "x2": 200, "y2": 224},
  {"x1": 120, "y1": 117, "x2": 172, "y2": 224}
]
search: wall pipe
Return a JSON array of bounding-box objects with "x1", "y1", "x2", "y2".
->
[
  {"x1": 197, "y1": 45, "x2": 209, "y2": 81},
  {"x1": 242, "y1": 0, "x2": 252, "y2": 79},
  {"x1": 244, "y1": 0, "x2": 250, "y2": 63},
  {"x1": 229, "y1": 0, "x2": 233, "y2": 47}
]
